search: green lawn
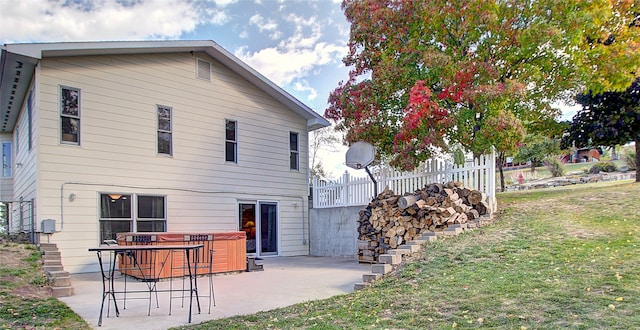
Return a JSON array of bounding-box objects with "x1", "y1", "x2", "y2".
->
[
  {"x1": 0, "y1": 242, "x2": 90, "y2": 330},
  {"x1": 175, "y1": 180, "x2": 640, "y2": 329}
]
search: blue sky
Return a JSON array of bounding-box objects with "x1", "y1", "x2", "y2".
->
[
  {"x1": 0, "y1": 0, "x2": 580, "y2": 178},
  {"x1": 1, "y1": 0, "x2": 357, "y2": 177},
  {"x1": 0, "y1": 0, "x2": 350, "y2": 112}
]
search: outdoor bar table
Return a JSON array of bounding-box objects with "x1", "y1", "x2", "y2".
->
[{"x1": 88, "y1": 244, "x2": 204, "y2": 326}]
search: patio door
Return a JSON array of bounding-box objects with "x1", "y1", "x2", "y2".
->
[{"x1": 239, "y1": 202, "x2": 278, "y2": 256}]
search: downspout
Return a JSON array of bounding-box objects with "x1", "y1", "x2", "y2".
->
[
  {"x1": 300, "y1": 195, "x2": 307, "y2": 245},
  {"x1": 303, "y1": 125, "x2": 309, "y2": 245}
]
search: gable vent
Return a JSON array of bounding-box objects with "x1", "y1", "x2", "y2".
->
[{"x1": 197, "y1": 58, "x2": 211, "y2": 81}]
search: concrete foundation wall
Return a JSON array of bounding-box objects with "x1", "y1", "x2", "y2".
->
[{"x1": 309, "y1": 205, "x2": 365, "y2": 258}]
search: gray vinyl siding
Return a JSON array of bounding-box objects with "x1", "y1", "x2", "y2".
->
[{"x1": 34, "y1": 52, "x2": 310, "y2": 273}]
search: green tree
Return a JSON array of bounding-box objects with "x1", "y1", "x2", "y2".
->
[
  {"x1": 516, "y1": 134, "x2": 561, "y2": 172},
  {"x1": 325, "y1": 0, "x2": 639, "y2": 171},
  {"x1": 564, "y1": 77, "x2": 640, "y2": 182}
]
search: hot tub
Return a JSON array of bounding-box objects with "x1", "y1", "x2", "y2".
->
[{"x1": 115, "y1": 231, "x2": 246, "y2": 279}]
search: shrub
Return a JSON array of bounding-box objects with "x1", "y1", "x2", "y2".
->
[
  {"x1": 588, "y1": 161, "x2": 617, "y2": 174},
  {"x1": 623, "y1": 150, "x2": 636, "y2": 170},
  {"x1": 544, "y1": 157, "x2": 565, "y2": 177}
]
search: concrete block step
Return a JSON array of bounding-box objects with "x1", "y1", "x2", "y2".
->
[
  {"x1": 50, "y1": 276, "x2": 71, "y2": 287},
  {"x1": 378, "y1": 254, "x2": 401, "y2": 265},
  {"x1": 43, "y1": 259, "x2": 62, "y2": 266},
  {"x1": 362, "y1": 273, "x2": 382, "y2": 283},
  {"x1": 43, "y1": 265, "x2": 63, "y2": 272},
  {"x1": 448, "y1": 223, "x2": 468, "y2": 229},
  {"x1": 386, "y1": 249, "x2": 410, "y2": 256},
  {"x1": 443, "y1": 227, "x2": 463, "y2": 236},
  {"x1": 51, "y1": 286, "x2": 74, "y2": 298},
  {"x1": 43, "y1": 251, "x2": 61, "y2": 258},
  {"x1": 398, "y1": 243, "x2": 421, "y2": 253},
  {"x1": 354, "y1": 282, "x2": 370, "y2": 291},
  {"x1": 418, "y1": 234, "x2": 438, "y2": 243},
  {"x1": 38, "y1": 243, "x2": 58, "y2": 251},
  {"x1": 371, "y1": 263, "x2": 393, "y2": 275}
]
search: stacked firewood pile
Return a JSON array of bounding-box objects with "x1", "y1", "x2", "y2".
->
[{"x1": 358, "y1": 181, "x2": 489, "y2": 262}]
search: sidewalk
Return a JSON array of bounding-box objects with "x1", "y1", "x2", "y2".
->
[{"x1": 59, "y1": 256, "x2": 370, "y2": 330}]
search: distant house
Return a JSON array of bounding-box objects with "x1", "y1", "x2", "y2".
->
[
  {"x1": 561, "y1": 148, "x2": 602, "y2": 163},
  {"x1": 0, "y1": 41, "x2": 329, "y2": 273}
]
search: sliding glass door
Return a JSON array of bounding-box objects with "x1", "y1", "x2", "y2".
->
[{"x1": 239, "y1": 201, "x2": 278, "y2": 256}]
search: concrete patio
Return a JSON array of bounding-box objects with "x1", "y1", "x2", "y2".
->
[{"x1": 59, "y1": 256, "x2": 370, "y2": 330}]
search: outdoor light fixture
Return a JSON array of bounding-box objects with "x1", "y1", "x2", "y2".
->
[{"x1": 108, "y1": 194, "x2": 123, "y2": 201}]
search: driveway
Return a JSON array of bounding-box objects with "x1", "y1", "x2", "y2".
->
[{"x1": 60, "y1": 256, "x2": 370, "y2": 330}]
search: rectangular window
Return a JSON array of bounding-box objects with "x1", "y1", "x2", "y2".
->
[
  {"x1": 99, "y1": 193, "x2": 167, "y2": 242},
  {"x1": 157, "y1": 105, "x2": 172, "y2": 155},
  {"x1": 2, "y1": 142, "x2": 11, "y2": 177},
  {"x1": 99, "y1": 194, "x2": 132, "y2": 242},
  {"x1": 137, "y1": 195, "x2": 166, "y2": 232},
  {"x1": 225, "y1": 119, "x2": 237, "y2": 163},
  {"x1": 289, "y1": 132, "x2": 299, "y2": 170},
  {"x1": 60, "y1": 86, "x2": 80, "y2": 145}
]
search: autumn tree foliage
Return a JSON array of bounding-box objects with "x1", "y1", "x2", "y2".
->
[
  {"x1": 475, "y1": 110, "x2": 526, "y2": 191},
  {"x1": 325, "y1": 0, "x2": 640, "y2": 171}
]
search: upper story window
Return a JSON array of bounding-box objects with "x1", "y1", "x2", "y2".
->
[
  {"x1": 2, "y1": 142, "x2": 11, "y2": 177},
  {"x1": 225, "y1": 119, "x2": 237, "y2": 163},
  {"x1": 60, "y1": 86, "x2": 80, "y2": 145},
  {"x1": 290, "y1": 132, "x2": 299, "y2": 170},
  {"x1": 196, "y1": 58, "x2": 211, "y2": 81},
  {"x1": 157, "y1": 105, "x2": 172, "y2": 155}
]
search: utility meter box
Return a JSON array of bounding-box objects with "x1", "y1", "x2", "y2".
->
[{"x1": 41, "y1": 219, "x2": 56, "y2": 234}]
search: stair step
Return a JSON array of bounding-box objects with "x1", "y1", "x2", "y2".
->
[
  {"x1": 43, "y1": 259, "x2": 62, "y2": 266},
  {"x1": 43, "y1": 251, "x2": 61, "y2": 258},
  {"x1": 371, "y1": 263, "x2": 393, "y2": 275},
  {"x1": 51, "y1": 286, "x2": 74, "y2": 298},
  {"x1": 362, "y1": 273, "x2": 382, "y2": 283},
  {"x1": 50, "y1": 276, "x2": 72, "y2": 287},
  {"x1": 378, "y1": 254, "x2": 401, "y2": 265},
  {"x1": 43, "y1": 265, "x2": 63, "y2": 272},
  {"x1": 38, "y1": 243, "x2": 58, "y2": 251},
  {"x1": 354, "y1": 282, "x2": 370, "y2": 291},
  {"x1": 398, "y1": 243, "x2": 421, "y2": 253}
]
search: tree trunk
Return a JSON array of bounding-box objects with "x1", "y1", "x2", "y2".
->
[
  {"x1": 634, "y1": 139, "x2": 640, "y2": 182},
  {"x1": 497, "y1": 151, "x2": 506, "y2": 192}
]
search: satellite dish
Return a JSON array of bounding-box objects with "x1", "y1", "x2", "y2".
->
[{"x1": 345, "y1": 141, "x2": 376, "y2": 170}]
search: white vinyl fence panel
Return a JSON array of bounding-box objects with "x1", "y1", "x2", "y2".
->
[{"x1": 312, "y1": 149, "x2": 496, "y2": 212}]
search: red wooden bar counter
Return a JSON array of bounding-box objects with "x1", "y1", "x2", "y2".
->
[{"x1": 115, "y1": 232, "x2": 246, "y2": 279}]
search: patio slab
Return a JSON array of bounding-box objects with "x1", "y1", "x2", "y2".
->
[{"x1": 59, "y1": 256, "x2": 370, "y2": 330}]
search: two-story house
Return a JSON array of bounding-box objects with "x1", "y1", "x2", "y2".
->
[{"x1": 0, "y1": 40, "x2": 329, "y2": 273}]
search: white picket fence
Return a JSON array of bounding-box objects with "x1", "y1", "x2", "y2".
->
[{"x1": 312, "y1": 148, "x2": 497, "y2": 212}]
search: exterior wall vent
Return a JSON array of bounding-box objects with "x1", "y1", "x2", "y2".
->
[{"x1": 197, "y1": 58, "x2": 211, "y2": 81}]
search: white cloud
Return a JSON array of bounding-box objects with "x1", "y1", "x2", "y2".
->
[
  {"x1": 293, "y1": 80, "x2": 318, "y2": 100},
  {"x1": 235, "y1": 12, "x2": 346, "y2": 101},
  {"x1": 0, "y1": 0, "x2": 205, "y2": 42}
]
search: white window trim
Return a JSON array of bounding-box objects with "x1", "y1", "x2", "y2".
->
[
  {"x1": 157, "y1": 105, "x2": 173, "y2": 156},
  {"x1": 60, "y1": 85, "x2": 81, "y2": 146},
  {"x1": 290, "y1": 131, "x2": 300, "y2": 171},
  {"x1": 225, "y1": 119, "x2": 238, "y2": 163}
]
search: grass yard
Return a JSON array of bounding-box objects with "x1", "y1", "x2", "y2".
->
[
  {"x1": 175, "y1": 180, "x2": 640, "y2": 329},
  {"x1": 0, "y1": 241, "x2": 90, "y2": 330}
]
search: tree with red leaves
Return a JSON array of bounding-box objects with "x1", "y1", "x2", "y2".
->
[{"x1": 326, "y1": 0, "x2": 639, "y2": 173}]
